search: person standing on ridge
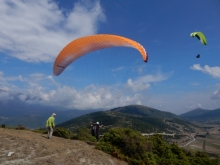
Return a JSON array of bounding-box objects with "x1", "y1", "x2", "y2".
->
[
  {"x1": 91, "y1": 121, "x2": 103, "y2": 142},
  {"x1": 46, "y1": 113, "x2": 56, "y2": 139}
]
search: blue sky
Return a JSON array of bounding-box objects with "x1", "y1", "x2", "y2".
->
[{"x1": 0, "y1": 0, "x2": 220, "y2": 115}]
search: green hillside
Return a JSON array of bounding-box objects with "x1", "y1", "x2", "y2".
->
[{"x1": 57, "y1": 105, "x2": 198, "y2": 134}]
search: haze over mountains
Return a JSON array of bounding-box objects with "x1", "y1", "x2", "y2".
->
[{"x1": 0, "y1": 89, "x2": 100, "y2": 128}]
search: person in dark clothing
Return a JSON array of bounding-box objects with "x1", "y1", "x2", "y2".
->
[{"x1": 91, "y1": 121, "x2": 103, "y2": 142}]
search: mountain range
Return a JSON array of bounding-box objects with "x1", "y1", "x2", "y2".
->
[
  {"x1": 57, "y1": 105, "x2": 199, "y2": 134},
  {"x1": 179, "y1": 108, "x2": 220, "y2": 121}
]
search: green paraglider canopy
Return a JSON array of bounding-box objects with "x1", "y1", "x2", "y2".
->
[{"x1": 190, "y1": 32, "x2": 207, "y2": 45}]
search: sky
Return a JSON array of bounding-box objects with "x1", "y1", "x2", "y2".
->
[{"x1": 0, "y1": 0, "x2": 220, "y2": 115}]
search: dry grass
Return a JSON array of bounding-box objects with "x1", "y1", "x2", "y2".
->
[{"x1": 0, "y1": 128, "x2": 128, "y2": 165}]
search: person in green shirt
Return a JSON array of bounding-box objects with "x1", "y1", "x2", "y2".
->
[{"x1": 46, "y1": 113, "x2": 56, "y2": 139}]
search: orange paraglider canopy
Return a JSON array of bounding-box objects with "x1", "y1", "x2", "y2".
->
[{"x1": 53, "y1": 34, "x2": 148, "y2": 76}]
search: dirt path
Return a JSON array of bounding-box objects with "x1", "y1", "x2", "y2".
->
[
  {"x1": 0, "y1": 128, "x2": 128, "y2": 165},
  {"x1": 183, "y1": 133, "x2": 195, "y2": 147}
]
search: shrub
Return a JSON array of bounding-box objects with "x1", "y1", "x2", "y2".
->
[
  {"x1": 53, "y1": 127, "x2": 76, "y2": 139},
  {"x1": 33, "y1": 127, "x2": 47, "y2": 134},
  {"x1": 96, "y1": 127, "x2": 219, "y2": 165},
  {"x1": 189, "y1": 151, "x2": 219, "y2": 165},
  {"x1": 1, "y1": 124, "x2": 6, "y2": 128},
  {"x1": 75, "y1": 127, "x2": 96, "y2": 142},
  {"x1": 96, "y1": 127, "x2": 153, "y2": 164},
  {"x1": 15, "y1": 125, "x2": 28, "y2": 130},
  {"x1": 7, "y1": 126, "x2": 14, "y2": 129}
]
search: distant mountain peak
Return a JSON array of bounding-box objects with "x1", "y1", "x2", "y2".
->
[{"x1": 179, "y1": 108, "x2": 210, "y2": 118}]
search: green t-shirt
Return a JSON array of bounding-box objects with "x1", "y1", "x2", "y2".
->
[{"x1": 46, "y1": 116, "x2": 55, "y2": 127}]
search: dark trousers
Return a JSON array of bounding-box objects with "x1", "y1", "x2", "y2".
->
[{"x1": 95, "y1": 134, "x2": 99, "y2": 142}]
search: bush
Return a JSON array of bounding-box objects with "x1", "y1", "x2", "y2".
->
[
  {"x1": 33, "y1": 128, "x2": 47, "y2": 134},
  {"x1": 189, "y1": 151, "x2": 219, "y2": 165},
  {"x1": 96, "y1": 127, "x2": 153, "y2": 164},
  {"x1": 7, "y1": 126, "x2": 14, "y2": 129},
  {"x1": 53, "y1": 127, "x2": 76, "y2": 139},
  {"x1": 75, "y1": 127, "x2": 96, "y2": 142},
  {"x1": 96, "y1": 127, "x2": 219, "y2": 165},
  {"x1": 52, "y1": 127, "x2": 96, "y2": 142},
  {"x1": 15, "y1": 125, "x2": 28, "y2": 130},
  {"x1": 1, "y1": 124, "x2": 6, "y2": 128}
]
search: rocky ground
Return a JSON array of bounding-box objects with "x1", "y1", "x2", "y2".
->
[{"x1": 0, "y1": 128, "x2": 128, "y2": 165}]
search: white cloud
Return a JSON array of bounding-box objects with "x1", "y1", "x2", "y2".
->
[
  {"x1": 211, "y1": 87, "x2": 220, "y2": 100},
  {"x1": 0, "y1": 82, "x2": 144, "y2": 110},
  {"x1": 147, "y1": 90, "x2": 220, "y2": 115},
  {"x1": 191, "y1": 64, "x2": 220, "y2": 78},
  {"x1": 0, "y1": 0, "x2": 105, "y2": 63},
  {"x1": 33, "y1": 84, "x2": 144, "y2": 110},
  {"x1": 1, "y1": 69, "x2": 220, "y2": 113},
  {"x1": 127, "y1": 79, "x2": 150, "y2": 92},
  {"x1": 185, "y1": 103, "x2": 202, "y2": 110},
  {"x1": 126, "y1": 73, "x2": 168, "y2": 92},
  {"x1": 0, "y1": 70, "x2": 163, "y2": 110},
  {"x1": 0, "y1": 71, "x2": 24, "y2": 82},
  {"x1": 47, "y1": 75, "x2": 60, "y2": 87},
  {"x1": 29, "y1": 73, "x2": 46, "y2": 82}
]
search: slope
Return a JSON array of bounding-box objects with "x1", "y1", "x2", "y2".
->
[{"x1": 0, "y1": 128, "x2": 127, "y2": 165}]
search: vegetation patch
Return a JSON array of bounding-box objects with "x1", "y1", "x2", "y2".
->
[{"x1": 96, "y1": 128, "x2": 219, "y2": 165}]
